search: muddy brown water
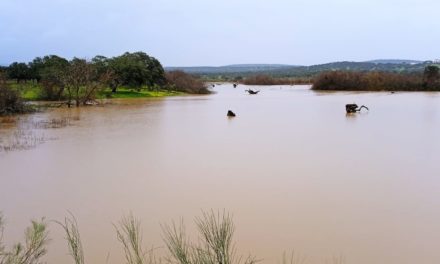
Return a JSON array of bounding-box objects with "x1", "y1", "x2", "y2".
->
[{"x1": 1, "y1": 84, "x2": 440, "y2": 264}]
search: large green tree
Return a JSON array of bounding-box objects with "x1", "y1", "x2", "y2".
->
[
  {"x1": 34, "y1": 55, "x2": 70, "y2": 100},
  {"x1": 108, "y1": 52, "x2": 166, "y2": 90},
  {"x1": 8, "y1": 62, "x2": 30, "y2": 83}
]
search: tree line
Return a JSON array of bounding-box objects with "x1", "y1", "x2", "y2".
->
[
  {"x1": 0, "y1": 52, "x2": 210, "y2": 113},
  {"x1": 312, "y1": 65, "x2": 440, "y2": 91},
  {"x1": 172, "y1": 61, "x2": 435, "y2": 80},
  {"x1": 6, "y1": 52, "x2": 166, "y2": 85}
]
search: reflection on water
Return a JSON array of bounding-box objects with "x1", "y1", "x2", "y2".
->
[{"x1": 1, "y1": 85, "x2": 440, "y2": 264}]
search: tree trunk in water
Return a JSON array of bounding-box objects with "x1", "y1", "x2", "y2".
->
[{"x1": 76, "y1": 88, "x2": 80, "y2": 107}]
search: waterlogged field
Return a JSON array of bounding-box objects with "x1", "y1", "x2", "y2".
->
[{"x1": 1, "y1": 84, "x2": 440, "y2": 264}]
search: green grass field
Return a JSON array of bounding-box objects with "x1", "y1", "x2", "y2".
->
[
  {"x1": 98, "y1": 87, "x2": 184, "y2": 99},
  {"x1": 7, "y1": 82, "x2": 184, "y2": 101},
  {"x1": 8, "y1": 82, "x2": 41, "y2": 100}
]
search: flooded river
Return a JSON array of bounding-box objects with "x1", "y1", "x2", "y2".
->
[{"x1": 1, "y1": 84, "x2": 440, "y2": 264}]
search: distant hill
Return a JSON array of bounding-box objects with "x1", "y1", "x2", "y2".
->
[
  {"x1": 165, "y1": 64, "x2": 298, "y2": 74},
  {"x1": 222, "y1": 64, "x2": 295, "y2": 68},
  {"x1": 166, "y1": 61, "x2": 434, "y2": 79},
  {"x1": 366, "y1": 59, "x2": 422, "y2": 64},
  {"x1": 268, "y1": 61, "x2": 430, "y2": 77}
]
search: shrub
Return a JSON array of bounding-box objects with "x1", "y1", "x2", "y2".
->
[
  {"x1": 0, "y1": 213, "x2": 50, "y2": 264},
  {"x1": 165, "y1": 71, "x2": 211, "y2": 94},
  {"x1": 423, "y1": 65, "x2": 440, "y2": 88},
  {"x1": 311, "y1": 70, "x2": 437, "y2": 91},
  {"x1": 0, "y1": 74, "x2": 31, "y2": 115}
]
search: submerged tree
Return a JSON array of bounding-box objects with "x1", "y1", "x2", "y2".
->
[{"x1": 64, "y1": 58, "x2": 112, "y2": 107}]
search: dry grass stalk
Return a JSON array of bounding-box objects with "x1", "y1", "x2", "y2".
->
[
  {"x1": 281, "y1": 251, "x2": 307, "y2": 264},
  {"x1": 115, "y1": 214, "x2": 155, "y2": 264},
  {"x1": 162, "y1": 210, "x2": 257, "y2": 264},
  {"x1": 55, "y1": 213, "x2": 84, "y2": 264}
]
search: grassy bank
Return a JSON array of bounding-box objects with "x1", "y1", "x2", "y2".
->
[
  {"x1": 7, "y1": 82, "x2": 185, "y2": 101},
  {"x1": 98, "y1": 87, "x2": 184, "y2": 99},
  {"x1": 8, "y1": 82, "x2": 41, "y2": 101}
]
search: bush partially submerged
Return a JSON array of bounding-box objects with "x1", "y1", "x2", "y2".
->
[
  {"x1": 0, "y1": 76, "x2": 32, "y2": 115},
  {"x1": 166, "y1": 71, "x2": 211, "y2": 94}
]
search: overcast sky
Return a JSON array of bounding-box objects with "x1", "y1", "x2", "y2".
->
[{"x1": 0, "y1": 0, "x2": 439, "y2": 66}]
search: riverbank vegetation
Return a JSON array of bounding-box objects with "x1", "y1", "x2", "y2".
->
[
  {"x1": 312, "y1": 65, "x2": 440, "y2": 91},
  {"x1": 0, "y1": 52, "x2": 210, "y2": 115},
  {"x1": 0, "y1": 211, "x2": 263, "y2": 264},
  {"x1": 169, "y1": 61, "x2": 435, "y2": 81},
  {"x1": 0, "y1": 210, "x2": 327, "y2": 264}
]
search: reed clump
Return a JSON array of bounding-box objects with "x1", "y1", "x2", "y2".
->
[
  {"x1": 162, "y1": 210, "x2": 257, "y2": 264},
  {"x1": 55, "y1": 214, "x2": 84, "y2": 264},
  {"x1": 0, "y1": 116, "x2": 76, "y2": 153},
  {"x1": 0, "y1": 130, "x2": 45, "y2": 152},
  {"x1": 114, "y1": 213, "x2": 156, "y2": 264},
  {"x1": 0, "y1": 211, "x2": 347, "y2": 264},
  {"x1": 280, "y1": 251, "x2": 307, "y2": 264},
  {"x1": 33, "y1": 117, "x2": 71, "y2": 129}
]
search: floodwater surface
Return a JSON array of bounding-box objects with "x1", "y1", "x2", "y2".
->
[{"x1": 1, "y1": 85, "x2": 440, "y2": 264}]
